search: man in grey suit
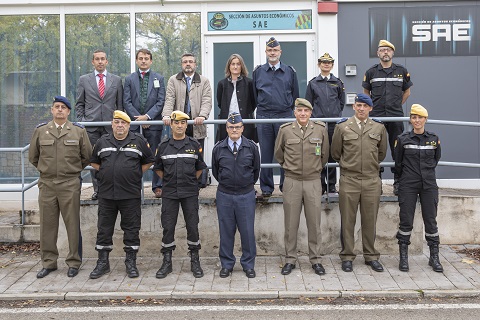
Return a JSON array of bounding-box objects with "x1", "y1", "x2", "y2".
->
[
  {"x1": 75, "y1": 49, "x2": 124, "y2": 200},
  {"x1": 124, "y1": 48, "x2": 166, "y2": 198}
]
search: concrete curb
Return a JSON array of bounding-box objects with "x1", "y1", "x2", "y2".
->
[
  {"x1": 65, "y1": 291, "x2": 172, "y2": 301},
  {"x1": 278, "y1": 291, "x2": 340, "y2": 299},
  {"x1": 422, "y1": 289, "x2": 480, "y2": 298},
  {"x1": 0, "y1": 292, "x2": 66, "y2": 301},
  {"x1": 171, "y1": 291, "x2": 279, "y2": 299},
  {"x1": 341, "y1": 290, "x2": 421, "y2": 298}
]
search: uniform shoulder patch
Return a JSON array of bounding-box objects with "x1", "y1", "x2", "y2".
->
[
  {"x1": 36, "y1": 122, "x2": 47, "y2": 128},
  {"x1": 314, "y1": 120, "x2": 326, "y2": 127},
  {"x1": 336, "y1": 118, "x2": 348, "y2": 124},
  {"x1": 280, "y1": 122, "x2": 293, "y2": 129},
  {"x1": 288, "y1": 65, "x2": 297, "y2": 73},
  {"x1": 72, "y1": 122, "x2": 85, "y2": 128},
  {"x1": 371, "y1": 118, "x2": 383, "y2": 124}
]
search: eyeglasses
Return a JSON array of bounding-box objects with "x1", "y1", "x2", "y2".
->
[
  {"x1": 378, "y1": 48, "x2": 393, "y2": 53},
  {"x1": 266, "y1": 49, "x2": 281, "y2": 53},
  {"x1": 226, "y1": 125, "x2": 243, "y2": 130}
]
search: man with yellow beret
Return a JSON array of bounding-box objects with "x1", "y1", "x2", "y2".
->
[
  {"x1": 154, "y1": 110, "x2": 208, "y2": 279},
  {"x1": 394, "y1": 104, "x2": 443, "y2": 273},
  {"x1": 89, "y1": 110, "x2": 154, "y2": 279},
  {"x1": 362, "y1": 39, "x2": 413, "y2": 195}
]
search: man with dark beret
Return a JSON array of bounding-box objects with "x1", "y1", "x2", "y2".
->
[
  {"x1": 331, "y1": 93, "x2": 387, "y2": 273},
  {"x1": 253, "y1": 36, "x2": 299, "y2": 198},
  {"x1": 212, "y1": 112, "x2": 260, "y2": 278},
  {"x1": 29, "y1": 96, "x2": 92, "y2": 278}
]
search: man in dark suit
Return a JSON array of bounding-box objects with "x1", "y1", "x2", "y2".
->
[
  {"x1": 124, "y1": 48, "x2": 166, "y2": 198},
  {"x1": 75, "y1": 49, "x2": 124, "y2": 200}
]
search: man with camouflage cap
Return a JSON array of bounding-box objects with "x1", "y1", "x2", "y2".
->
[{"x1": 274, "y1": 98, "x2": 329, "y2": 276}]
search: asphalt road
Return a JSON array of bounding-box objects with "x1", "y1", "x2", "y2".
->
[{"x1": 1, "y1": 299, "x2": 480, "y2": 320}]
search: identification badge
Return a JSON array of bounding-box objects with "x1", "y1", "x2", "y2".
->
[
  {"x1": 154, "y1": 79, "x2": 160, "y2": 88},
  {"x1": 315, "y1": 144, "x2": 321, "y2": 156}
]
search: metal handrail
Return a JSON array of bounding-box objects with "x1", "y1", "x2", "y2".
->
[{"x1": 2, "y1": 117, "x2": 480, "y2": 225}]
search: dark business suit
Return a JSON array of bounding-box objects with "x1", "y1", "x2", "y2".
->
[
  {"x1": 75, "y1": 71, "x2": 123, "y2": 194},
  {"x1": 124, "y1": 70, "x2": 166, "y2": 191}
]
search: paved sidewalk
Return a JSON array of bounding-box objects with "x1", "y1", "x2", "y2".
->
[{"x1": 1, "y1": 244, "x2": 479, "y2": 301}]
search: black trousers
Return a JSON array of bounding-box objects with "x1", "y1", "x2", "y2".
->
[
  {"x1": 381, "y1": 121, "x2": 404, "y2": 177},
  {"x1": 95, "y1": 198, "x2": 141, "y2": 252},
  {"x1": 396, "y1": 180, "x2": 440, "y2": 246},
  {"x1": 161, "y1": 196, "x2": 201, "y2": 253},
  {"x1": 322, "y1": 123, "x2": 337, "y2": 192}
]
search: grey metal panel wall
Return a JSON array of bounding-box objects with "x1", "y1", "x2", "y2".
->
[{"x1": 337, "y1": 1, "x2": 480, "y2": 179}]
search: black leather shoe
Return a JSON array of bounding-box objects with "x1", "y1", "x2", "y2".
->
[
  {"x1": 281, "y1": 263, "x2": 295, "y2": 275},
  {"x1": 37, "y1": 268, "x2": 57, "y2": 278},
  {"x1": 244, "y1": 269, "x2": 256, "y2": 278},
  {"x1": 67, "y1": 267, "x2": 79, "y2": 278},
  {"x1": 365, "y1": 260, "x2": 384, "y2": 272},
  {"x1": 341, "y1": 261, "x2": 353, "y2": 272},
  {"x1": 312, "y1": 263, "x2": 325, "y2": 275},
  {"x1": 219, "y1": 268, "x2": 232, "y2": 278},
  {"x1": 91, "y1": 192, "x2": 98, "y2": 200}
]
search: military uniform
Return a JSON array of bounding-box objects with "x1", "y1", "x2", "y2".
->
[
  {"x1": 331, "y1": 116, "x2": 387, "y2": 262},
  {"x1": 154, "y1": 136, "x2": 207, "y2": 253},
  {"x1": 362, "y1": 63, "x2": 413, "y2": 179},
  {"x1": 394, "y1": 130, "x2": 441, "y2": 246},
  {"x1": 274, "y1": 119, "x2": 329, "y2": 265},
  {"x1": 305, "y1": 73, "x2": 345, "y2": 193},
  {"x1": 252, "y1": 61, "x2": 299, "y2": 195},
  {"x1": 90, "y1": 131, "x2": 154, "y2": 253},
  {"x1": 29, "y1": 120, "x2": 92, "y2": 270}
]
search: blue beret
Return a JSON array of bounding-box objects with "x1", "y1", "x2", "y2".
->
[
  {"x1": 266, "y1": 37, "x2": 280, "y2": 47},
  {"x1": 53, "y1": 95, "x2": 71, "y2": 109},
  {"x1": 355, "y1": 93, "x2": 373, "y2": 107},
  {"x1": 227, "y1": 112, "x2": 243, "y2": 124}
]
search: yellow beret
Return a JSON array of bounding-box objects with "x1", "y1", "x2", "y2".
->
[
  {"x1": 410, "y1": 104, "x2": 428, "y2": 117},
  {"x1": 295, "y1": 98, "x2": 312, "y2": 110},
  {"x1": 171, "y1": 110, "x2": 190, "y2": 120},
  {"x1": 113, "y1": 110, "x2": 131, "y2": 123},
  {"x1": 378, "y1": 39, "x2": 395, "y2": 51},
  {"x1": 318, "y1": 52, "x2": 334, "y2": 62}
]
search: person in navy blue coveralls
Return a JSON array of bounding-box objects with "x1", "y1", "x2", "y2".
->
[
  {"x1": 124, "y1": 48, "x2": 166, "y2": 198},
  {"x1": 252, "y1": 37, "x2": 299, "y2": 197},
  {"x1": 394, "y1": 104, "x2": 443, "y2": 273},
  {"x1": 212, "y1": 113, "x2": 260, "y2": 278}
]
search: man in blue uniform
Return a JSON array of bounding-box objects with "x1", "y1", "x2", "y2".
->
[
  {"x1": 212, "y1": 112, "x2": 260, "y2": 278},
  {"x1": 362, "y1": 40, "x2": 413, "y2": 195},
  {"x1": 305, "y1": 53, "x2": 345, "y2": 195},
  {"x1": 252, "y1": 37, "x2": 299, "y2": 198},
  {"x1": 154, "y1": 110, "x2": 207, "y2": 279},
  {"x1": 89, "y1": 110, "x2": 154, "y2": 279},
  {"x1": 394, "y1": 104, "x2": 443, "y2": 272},
  {"x1": 124, "y1": 48, "x2": 166, "y2": 198}
]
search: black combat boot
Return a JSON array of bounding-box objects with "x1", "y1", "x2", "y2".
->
[
  {"x1": 155, "y1": 251, "x2": 173, "y2": 279},
  {"x1": 89, "y1": 250, "x2": 110, "y2": 279},
  {"x1": 190, "y1": 250, "x2": 204, "y2": 278},
  {"x1": 125, "y1": 251, "x2": 139, "y2": 278},
  {"x1": 428, "y1": 244, "x2": 444, "y2": 272},
  {"x1": 399, "y1": 243, "x2": 409, "y2": 272}
]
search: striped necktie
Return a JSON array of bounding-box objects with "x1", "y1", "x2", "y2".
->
[{"x1": 98, "y1": 74, "x2": 105, "y2": 98}]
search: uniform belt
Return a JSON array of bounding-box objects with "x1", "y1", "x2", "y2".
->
[{"x1": 404, "y1": 145, "x2": 436, "y2": 150}]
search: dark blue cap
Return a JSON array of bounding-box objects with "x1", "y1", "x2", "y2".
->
[
  {"x1": 266, "y1": 37, "x2": 280, "y2": 47},
  {"x1": 227, "y1": 112, "x2": 243, "y2": 124},
  {"x1": 355, "y1": 93, "x2": 373, "y2": 107},
  {"x1": 53, "y1": 96, "x2": 71, "y2": 109}
]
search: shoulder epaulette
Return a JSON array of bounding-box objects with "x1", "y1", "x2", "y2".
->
[
  {"x1": 280, "y1": 122, "x2": 293, "y2": 129},
  {"x1": 36, "y1": 122, "x2": 48, "y2": 128},
  {"x1": 253, "y1": 65, "x2": 261, "y2": 72},
  {"x1": 309, "y1": 76, "x2": 317, "y2": 82},
  {"x1": 134, "y1": 132, "x2": 149, "y2": 142},
  {"x1": 314, "y1": 120, "x2": 326, "y2": 127},
  {"x1": 371, "y1": 118, "x2": 383, "y2": 124},
  {"x1": 72, "y1": 122, "x2": 85, "y2": 129},
  {"x1": 336, "y1": 118, "x2": 348, "y2": 124},
  {"x1": 288, "y1": 65, "x2": 297, "y2": 73}
]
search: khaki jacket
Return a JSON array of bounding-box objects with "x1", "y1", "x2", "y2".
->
[
  {"x1": 331, "y1": 116, "x2": 387, "y2": 178},
  {"x1": 274, "y1": 120, "x2": 329, "y2": 180},
  {"x1": 162, "y1": 72, "x2": 212, "y2": 139},
  {"x1": 29, "y1": 120, "x2": 92, "y2": 183}
]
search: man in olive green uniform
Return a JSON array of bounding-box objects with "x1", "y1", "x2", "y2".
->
[
  {"x1": 331, "y1": 93, "x2": 387, "y2": 273},
  {"x1": 274, "y1": 98, "x2": 329, "y2": 276},
  {"x1": 29, "y1": 96, "x2": 92, "y2": 278}
]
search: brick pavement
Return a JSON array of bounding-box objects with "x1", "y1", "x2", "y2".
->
[{"x1": 0, "y1": 244, "x2": 479, "y2": 300}]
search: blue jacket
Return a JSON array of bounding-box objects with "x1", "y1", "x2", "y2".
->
[
  {"x1": 252, "y1": 62, "x2": 299, "y2": 117},
  {"x1": 212, "y1": 136, "x2": 260, "y2": 195}
]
